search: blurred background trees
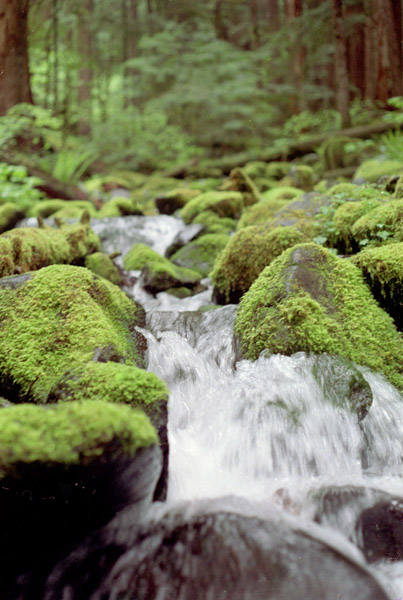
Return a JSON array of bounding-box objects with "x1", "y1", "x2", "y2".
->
[{"x1": 0, "y1": 0, "x2": 402, "y2": 172}]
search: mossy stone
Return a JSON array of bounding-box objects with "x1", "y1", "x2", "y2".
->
[
  {"x1": 261, "y1": 185, "x2": 304, "y2": 203},
  {"x1": 155, "y1": 188, "x2": 201, "y2": 215},
  {"x1": 0, "y1": 202, "x2": 24, "y2": 233},
  {"x1": 332, "y1": 200, "x2": 381, "y2": 254},
  {"x1": 0, "y1": 220, "x2": 100, "y2": 278},
  {"x1": 84, "y1": 252, "x2": 122, "y2": 285},
  {"x1": 192, "y1": 211, "x2": 236, "y2": 234},
  {"x1": 123, "y1": 243, "x2": 201, "y2": 294},
  {"x1": 0, "y1": 264, "x2": 146, "y2": 402},
  {"x1": 354, "y1": 160, "x2": 403, "y2": 183},
  {"x1": 28, "y1": 200, "x2": 97, "y2": 220},
  {"x1": 220, "y1": 167, "x2": 261, "y2": 206},
  {"x1": 351, "y1": 199, "x2": 403, "y2": 247},
  {"x1": 235, "y1": 243, "x2": 403, "y2": 390},
  {"x1": 27, "y1": 199, "x2": 68, "y2": 218},
  {"x1": 171, "y1": 233, "x2": 230, "y2": 278},
  {"x1": 237, "y1": 197, "x2": 295, "y2": 229},
  {"x1": 180, "y1": 191, "x2": 244, "y2": 224},
  {"x1": 352, "y1": 242, "x2": 403, "y2": 330},
  {"x1": 211, "y1": 225, "x2": 306, "y2": 304},
  {"x1": 97, "y1": 196, "x2": 142, "y2": 218}
]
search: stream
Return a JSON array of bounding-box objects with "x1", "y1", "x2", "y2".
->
[{"x1": 24, "y1": 213, "x2": 403, "y2": 598}]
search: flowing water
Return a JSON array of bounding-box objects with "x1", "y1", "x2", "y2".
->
[{"x1": 22, "y1": 213, "x2": 403, "y2": 598}]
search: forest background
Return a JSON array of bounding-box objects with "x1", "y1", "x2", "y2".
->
[{"x1": 0, "y1": 0, "x2": 403, "y2": 183}]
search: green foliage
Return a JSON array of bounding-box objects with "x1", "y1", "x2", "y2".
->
[
  {"x1": 0, "y1": 162, "x2": 44, "y2": 212},
  {"x1": 283, "y1": 109, "x2": 341, "y2": 139},
  {"x1": 379, "y1": 130, "x2": 403, "y2": 162},
  {"x1": 39, "y1": 147, "x2": 98, "y2": 184},
  {"x1": 0, "y1": 103, "x2": 62, "y2": 153}
]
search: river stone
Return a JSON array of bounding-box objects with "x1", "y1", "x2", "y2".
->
[
  {"x1": 356, "y1": 499, "x2": 403, "y2": 562},
  {"x1": 0, "y1": 401, "x2": 160, "y2": 600},
  {"x1": 40, "y1": 498, "x2": 389, "y2": 600},
  {"x1": 165, "y1": 223, "x2": 205, "y2": 257},
  {"x1": 234, "y1": 243, "x2": 403, "y2": 391}
]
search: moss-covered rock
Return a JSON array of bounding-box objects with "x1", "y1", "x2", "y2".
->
[
  {"x1": 352, "y1": 242, "x2": 403, "y2": 330},
  {"x1": 211, "y1": 225, "x2": 306, "y2": 304},
  {"x1": 192, "y1": 211, "x2": 236, "y2": 234},
  {"x1": 28, "y1": 200, "x2": 97, "y2": 219},
  {"x1": 261, "y1": 185, "x2": 304, "y2": 203},
  {"x1": 171, "y1": 233, "x2": 230, "y2": 278},
  {"x1": 265, "y1": 161, "x2": 292, "y2": 180},
  {"x1": 0, "y1": 202, "x2": 24, "y2": 233},
  {"x1": 155, "y1": 188, "x2": 201, "y2": 215},
  {"x1": 351, "y1": 199, "x2": 403, "y2": 247},
  {"x1": 243, "y1": 161, "x2": 270, "y2": 179},
  {"x1": 354, "y1": 159, "x2": 403, "y2": 183},
  {"x1": 269, "y1": 192, "x2": 332, "y2": 238},
  {"x1": 97, "y1": 196, "x2": 143, "y2": 218},
  {"x1": 332, "y1": 199, "x2": 382, "y2": 254},
  {"x1": 220, "y1": 167, "x2": 261, "y2": 206},
  {"x1": 0, "y1": 218, "x2": 100, "y2": 278},
  {"x1": 395, "y1": 175, "x2": 403, "y2": 199},
  {"x1": 237, "y1": 196, "x2": 296, "y2": 230},
  {"x1": 234, "y1": 243, "x2": 403, "y2": 390},
  {"x1": 0, "y1": 264, "x2": 146, "y2": 401},
  {"x1": 0, "y1": 400, "x2": 160, "y2": 598},
  {"x1": 180, "y1": 191, "x2": 244, "y2": 224},
  {"x1": 84, "y1": 252, "x2": 122, "y2": 285},
  {"x1": 123, "y1": 243, "x2": 201, "y2": 294},
  {"x1": 285, "y1": 165, "x2": 315, "y2": 191}
]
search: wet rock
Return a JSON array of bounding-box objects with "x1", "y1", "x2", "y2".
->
[
  {"x1": 165, "y1": 223, "x2": 205, "y2": 257},
  {"x1": 357, "y1": 499, "x2": 403, "y2": 562},
  {"x1": 40, "y1": 498, "x2": 389, "y2": 600}
]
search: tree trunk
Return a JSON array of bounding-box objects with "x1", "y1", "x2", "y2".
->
[
  {"x1": 374, "y1": 0, "x2": 403, "y2": 102},
  {"x1": 265, "y1": 0, "x2": 279, "y2": 30},
  {"x1": 364, "y1": 5, "x2": 377, "y2": 101},
  {"x1": 214, "y1": 0, "x2": 229, "y2": 41},
  {"x1": 331, "y1": 0, "x2": 351, "y2": 128},
  {"x1": 284, "y1": 0, "x2": 304, "y2": 114},
  {"x1": 346, "y1": 0, "x2": 366, "y2": 99},
  {"x1": 77, "y1": 0, "x2": 93, "y2": 135},
  {"x1": 0, "y1": 0, "x2": 33, "y2": 115}
]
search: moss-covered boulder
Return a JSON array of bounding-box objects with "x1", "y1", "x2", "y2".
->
[
  {"x1": 28, "y1": 200, "x2": 97, "y2": 220},
  {"x1": 180, "y1": 191, "x2": 244, "y2": 224},
  {"x1": 234, "y1": 243, "x2": 403, "y2": 390},
  {"x1": 211, "y1": 225, "x2": 306, "y2": 304},
  {"x1": 284, "y1": 165, "x2": 315, "y2": 191},
  {"x1": 84, "y1": 252, "x2": 122, "y2": 285},
  {"x1": 261, "y1": 185, "x2": 304, "y2": 203},
  {"x1": 123, "y1": 243, "x2": 201, "y2": 294},
  {"x1": 354, "y1": 159, "x2": 403, "y2": 183},
  {"x1": 220, "y1": 167, "x2": 261, "y2": 206},
  {"x1": 268, "y1": 192, "x2": 332, "y2": 238},
  {"x1": 0, "y1": 218, "x2": 100, "y2": 278},
  {"x1": 97, "y1": 196, "x2": 143, "y2": 218},
  {"x1": 331, "y1": 199, "x2": 382, "y2": 254},
  {"x1": 192, "y1": 211, "x2": 236, "y2": 234},
  {"x1": 0, "y1": 202, "x2": 24, "y2": 233},
  {"x1": 171, "y1": 233, "x2": 230, "y2": 278},
  {"x1": 0, "y1": 264, "x2": 146, "y2": 401},
  {"x1": 351, "y1": 199, "x2": 403, "y2": 247},
  {"x1": 238, "y1": 197, "x2": 297, "y2": 230},
  {"x1": 352, "y1": 242, "x2": 403, "y2": 330},
  {"x1": 0, "y1": 400, "x2": 160, "y2": 599},
  {"x1": 155, "y1": 188, "x2": 201, "y2": 215}
]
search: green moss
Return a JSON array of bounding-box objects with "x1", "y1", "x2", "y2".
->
[
  {"x1": 211, "y1": 225, "x2": 306, "y2": 304},
  {"x1": 97, "y1": 196, "x2": 142, "y2": 218},
  {"x1": 220, "y1": 167, "x2": 261, "y2": 206},
  {"x1": 234, "y1": 243, "x2": 403, "y2": 390},
  {"x1": 0, "y1": 264, "x2": 145, "y2": 401},
  {"x1": 171, "y1": 233, "x2": 230, "y2": 278},
  {"x1": 243, "y1": 161, "x2": 270, "y2": 179},
  {"x1": 327, "y1": 182, "x2": 383, "y2": 201},
  {"x1": 123, "y1": 243, "x2": 201, "y2": 292},
  {"x1": 261, "y1": 186, "x2": 304, "y2": 203},
  {"x1": 28, "y1": 200, "x2": 97, "y2": 219},
  {"x1": 352, "y1": 242, "x2": 403, "y2": 328},
  {"x1": 287, "y1": 165, "x2": 315, "y2": 191},
  {"x1": 0, "y1": 400, "x2": 157, "y2": 476},
  {"x1": 395, "y1": 175, "x2": 403, "y2": 199},
  {"x1": 320, "y1": 136, "x2": 360, "y2": 170},
  {"x1": 180, "y1": 191, "x2": 244, "y2": 224},
  {"x1": 332, "y1": 199, "x2": 381, "y2": 253},
  {"x1": 351, "y1": 199, "x2": 403, "y2": 247},
  {"x1": 0, "y1": 202, "x2": 24, "y2": 233},
  {"x1": 49, "y1": 361, "x2": 168, "y2": 414},
  {"x1": 237, "y1": 197, "x2": 294, "y2": 229},
  {"x1": 155, "y1": 188, "x2": 201, "y2": 215},
  {"x1": 0, "y1": 220, "x2": 100, "y2": 278},
  {"x1": 265, "y1": 162, "x2": 292, "y2": 180},
  {"x1": 354, "y1": 159, "x2": 403, "y2": 183},
  {"x1": 84, "y1": 252, "x2": 121, "y2": 285},
  {"x1": 165, "y1": 287, "x2": 192, "y2": 298},
  {"x1": 192, "y1": 211, "x2": 236, "y2": 234}
]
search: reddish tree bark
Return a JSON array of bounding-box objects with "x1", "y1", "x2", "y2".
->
[
  {"x1": 332, "y1": 0, "x2": 351, "y2": 128},
  {"x1": 346, "y1": 0, "x2": 366, "y2": 99},
  {"x1": 375, "y1": 0, "x2": 403, "y2": 102},
  {"x1": 0, "y1": 0, "x2": 33, "y2": 115}
]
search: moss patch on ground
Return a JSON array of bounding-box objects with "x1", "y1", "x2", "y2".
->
[
  {"x1": 171, "y1": 233, "x2": 230, "y2": 278},
  {"x1": 0, "y1": 220, "x2": 100, "y2": 278},
  {"x1": 180, "y1": 191, "x2": 244, "y2": 224},
  {"x1": 234, "y1": 243, "x2": 403, "y2": 390},
  {"x1": 211, "y1": 225, "x2": 306, "y2": 304},
  {"x1": 0, "y1": 400, "x2": 157, "y2": 476},
  {"x1": 0, "y1": 264, "x2": 146, "y2": 401}
]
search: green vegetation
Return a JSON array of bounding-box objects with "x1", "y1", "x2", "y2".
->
[
  {"x1": 0, "y1": 264, "x2": 146, "y2": 401},
  {"x1": 48, "y1": 361, "x2": 168, "y2": 416},
  {"x1": 0, "y1": 203, "x2": 24, "y2": 233},
  {"x1": 354, "y1": 159, "x2": 403, "y2": 183},
  {"x1": 0, "y1": 401, "x2": 157, "y2": 476},
  {"x1": 192, "y1": 211, "x2": 236, "y2": 234},
  {"x1": 351, "y1": 199, "x2": 403, "y2": 247},
  {"x1": 211, "y1": 225, "x2": 306, "y2": 304},
  {"x1": 181, "y1": 191, "x2": 244, "y2": 224},
  {"x1": 234, "y1": 243, "x2": 403, "y2": 390},
  {"x1": 0, "y1": 219, "x2": 100, "y2": 278},
  {"x1": 171, "y1": 233, "x2": 230, "y2": 278},
  {"x1": 84, "y1": 252, "x2": 121, "y2": 285},
  {"x1": 0, "y1": 162, "x2": 44, "y2": 213}
]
